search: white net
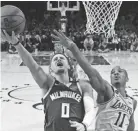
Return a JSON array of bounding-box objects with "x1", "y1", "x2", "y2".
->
[{"x1": 82, "y1": 1, "x2": 122, "y2": 37}]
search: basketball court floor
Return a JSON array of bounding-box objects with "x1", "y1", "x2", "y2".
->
[{"x1": 1, "y1": 51, "x2": 138, "y2": 131}]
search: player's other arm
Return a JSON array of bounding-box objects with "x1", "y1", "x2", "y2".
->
[
  {"x1": 70, "y1": 44, "x2": 114, "y2": 99},
  {"x1": 70, "y1": 80, "x2": 96, "y2": 131},
  {"x1": 1, "y1": 30, "x2": 52, "y2": 89},
  {"x1": 80, "y1": 80, "x2": 96, "y2": 128},
  {"x1": 127, "y1": 99, "x2": 137, "y2": 131}
]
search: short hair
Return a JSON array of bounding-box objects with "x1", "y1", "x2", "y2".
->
[
  {"x1": 50, "y1": 53, "x2": 69, "y2": 67},
  {"x1": 111, "y1": 66, "x2": 128, "y2": 79}
]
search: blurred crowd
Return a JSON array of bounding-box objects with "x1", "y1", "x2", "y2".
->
[{"x1": 1, "y1": 5, "x2": 138, "y2": 53}]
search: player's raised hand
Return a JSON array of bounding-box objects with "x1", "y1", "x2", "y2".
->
[
  {"x1": 69, "y1": 120, "x2": 86, "y2": 131},
  {"x1": 1, "y1": 30, "x2": 18, "y2": 45},
  {"x1": 51, "y1": 29, "x2": 75, "y2": 49}
]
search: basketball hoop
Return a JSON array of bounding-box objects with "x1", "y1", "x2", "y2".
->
[
  {"x1": 82, "y1": 1, "x2": 122, "y2": 37},
  {"x1": 47, "y1": 1, "x2": 80, "y2": 33}
]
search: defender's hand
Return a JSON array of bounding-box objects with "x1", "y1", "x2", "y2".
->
[
  {"x1": 51, "y1": 29, "x2": 75, "y2": 50},
  {"x1": 1, "y1": 30, "x2": 19, "y2": 45}
]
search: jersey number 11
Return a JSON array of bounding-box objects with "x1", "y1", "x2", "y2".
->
[{"x1": 114, "y1": 112, "x2": 126, "y2": 128}]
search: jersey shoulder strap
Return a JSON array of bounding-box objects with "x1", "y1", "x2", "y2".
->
[{"x1": 42, "y1": 78, "x2": 56, "y2": 101}]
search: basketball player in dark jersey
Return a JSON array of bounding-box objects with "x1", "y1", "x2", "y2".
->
[
  {"x1": 51, "y1": 30, "x2": 137, "y2": 131},
  {"x1": 2, "y1": 30, "x2": 95, "y2": 131}
]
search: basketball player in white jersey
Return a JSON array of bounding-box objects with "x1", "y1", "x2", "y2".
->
[
  {"x1": 51, "y1": 30, "x2": 137, "y2": 131},
  {"x1": 1, "y1": 30, "x2": 96, "y2": 131}
]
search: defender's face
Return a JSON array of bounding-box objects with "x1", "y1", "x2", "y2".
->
[
  {"x1": 110, "y1": 66, "x2": 128, "y2": 86},
  {"x1": 50, "y1": 54, "x2": 70, "y2": 74}
]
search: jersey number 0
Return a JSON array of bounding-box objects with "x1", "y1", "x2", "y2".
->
[{"x1": 61, "y1": 103, "x2": 70, "y2": 118}]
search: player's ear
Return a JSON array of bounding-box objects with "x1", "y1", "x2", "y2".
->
[
  {"x1": 125, "y1": 74, "x2": 129, "y2": 82},
  {"x1": 126, "y1": 72, "x2": 129, "y2": 82},
  {"x1": 126, "y1": 77, "x2": 129, "y2": 82},
  {"x1": 124, "y1": 69, "x2": 129, "y2": 82}
]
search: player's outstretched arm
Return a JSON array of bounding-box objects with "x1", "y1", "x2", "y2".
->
[
  {"x1": 51, "y1": 30, "x2": 112, "y2": 96},
  {"x1": 127, "y1": 100, "x2": 137, "y2": 131},
  {"x1": 1, "y1": 30, "x2": 53, "y2": 89}
]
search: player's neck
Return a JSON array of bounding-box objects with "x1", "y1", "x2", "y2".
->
[
  {"x1": 115, "y1": 85, "x2": 127, "y2": 97},
  {"x1": 55, "y1": 72, "x2": 70, "y2": 85}
]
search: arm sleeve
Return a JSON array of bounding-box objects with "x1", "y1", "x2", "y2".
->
[{"x1": 82, "y1": 95, "x2": 96, "y2": 128}]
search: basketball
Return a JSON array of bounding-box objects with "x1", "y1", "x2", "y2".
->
[{"x1": 1, "y1": 5, "x2": 26, "y2": 35}]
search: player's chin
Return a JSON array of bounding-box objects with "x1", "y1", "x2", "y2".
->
[{"x1": 113, "y1": 81, "x2": 121, "y2": 86}]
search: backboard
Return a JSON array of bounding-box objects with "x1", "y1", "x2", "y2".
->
[{"x1": 47, "y1": 1, "x2": 80, "y2": 11}]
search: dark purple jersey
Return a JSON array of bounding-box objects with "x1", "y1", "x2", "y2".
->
[{"x1": 42, "y1": 80, "x2": 85, "y2": 131}]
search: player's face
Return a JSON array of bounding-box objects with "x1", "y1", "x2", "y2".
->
[
  {"x1": 50, "y1": 54, "x2": 70, "y2": 74},
  {"x1": 110, "y1": 66, "x2": 128, "y2": 86}
]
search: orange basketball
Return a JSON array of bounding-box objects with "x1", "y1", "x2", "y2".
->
[{"x1": 1, "y1": 5, "x2": 26, "y2": 35}]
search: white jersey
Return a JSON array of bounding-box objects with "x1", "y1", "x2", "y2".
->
[{"x1": 95, "y1": 88, "x2": 134, "y2": 131}]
